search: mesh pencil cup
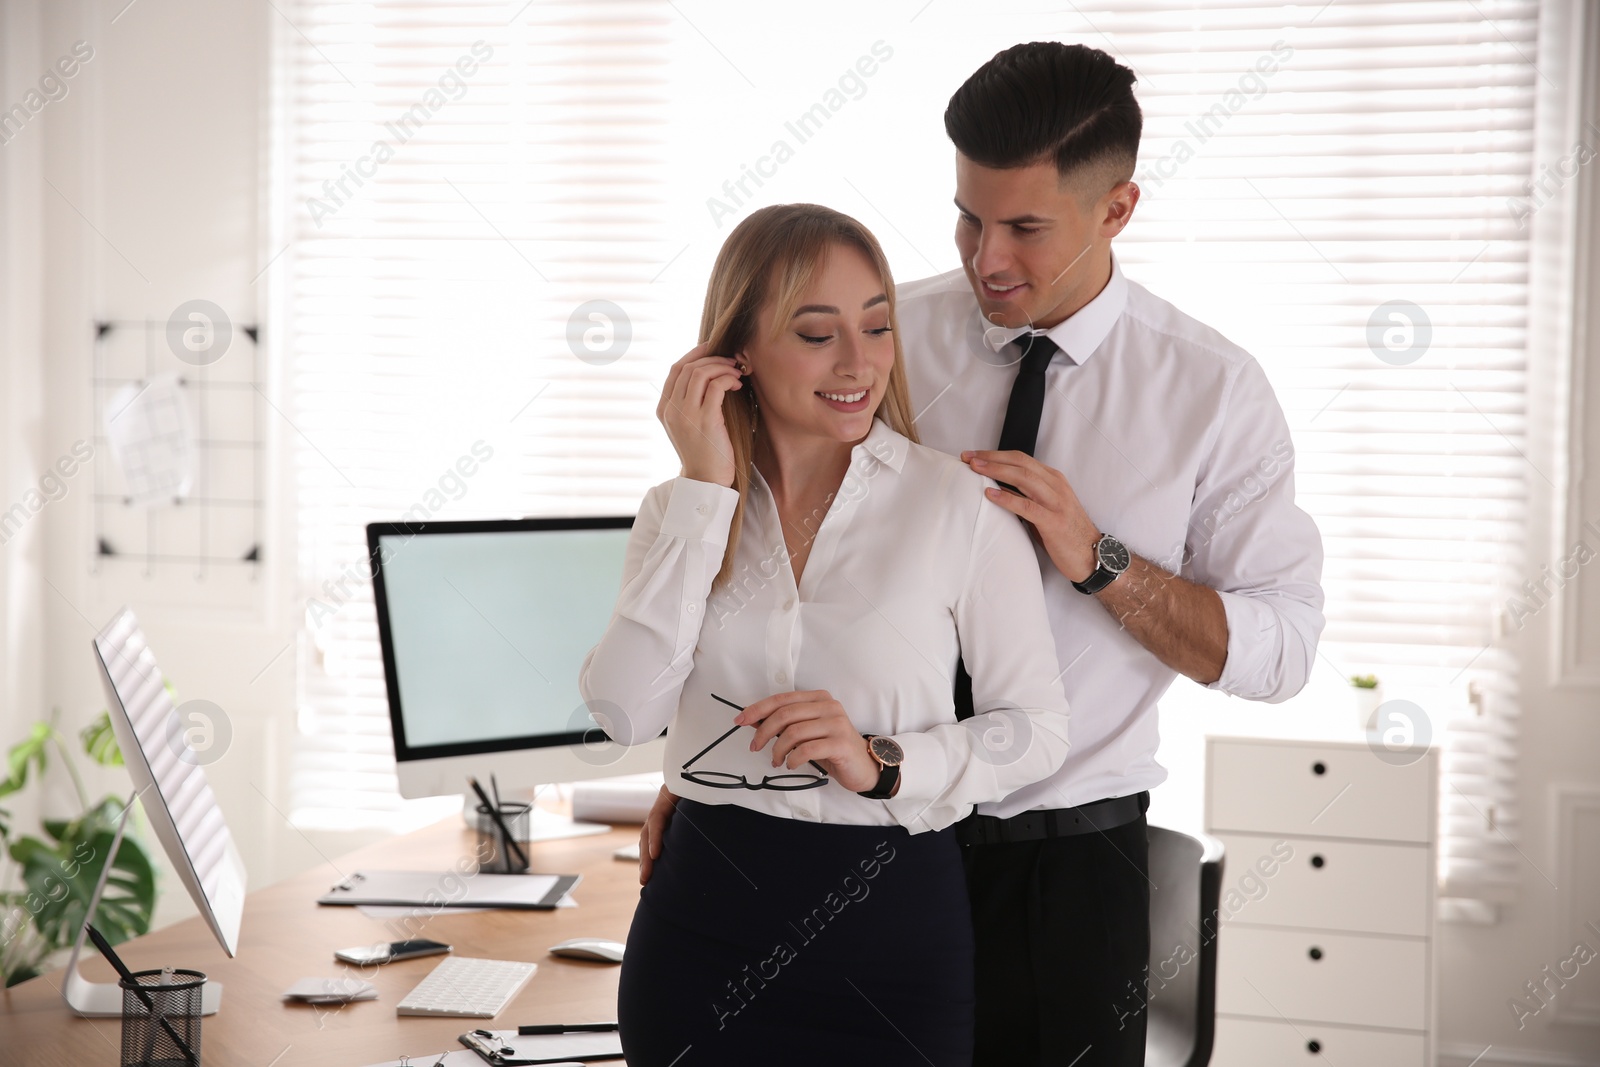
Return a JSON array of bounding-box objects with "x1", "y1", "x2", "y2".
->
[
  {"x1": 119, "y1": 968, "x2": 204, "y2": 1067},
  {"x1": 474, "y1": 800, "x2": 531, "y2": 873}
]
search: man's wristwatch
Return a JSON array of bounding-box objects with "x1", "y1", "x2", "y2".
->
[
  {"x1": 857, "y1": 735, "x2": 903, "y2": 800},
  {"x1": 1072, "y1": 533, "x2": 1130, "y2": 594}
]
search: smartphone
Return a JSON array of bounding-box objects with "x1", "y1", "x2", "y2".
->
[{"x1": 334, "y1": 938, "x2": 451, "y2": 965}]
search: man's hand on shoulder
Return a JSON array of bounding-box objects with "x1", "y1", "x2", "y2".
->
[
  {"x1": 962, "y1": 448, "x2": 1230, "y2": 686},
  {"x1": 961, "y1": 449, "x2": 1099, "y2": 583}
]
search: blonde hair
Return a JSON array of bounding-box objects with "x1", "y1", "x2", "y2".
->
[{"x1": 699, "y1": 204, "x2": 920, "y2": 588}]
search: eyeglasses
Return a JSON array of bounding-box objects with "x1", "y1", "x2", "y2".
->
[{"x1": 678, "y1": 694, "x2": 831, "y2": 792}]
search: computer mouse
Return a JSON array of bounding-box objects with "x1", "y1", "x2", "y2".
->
[{"x1": 549, "y1": 937, "x2": 625, "y2": 963}]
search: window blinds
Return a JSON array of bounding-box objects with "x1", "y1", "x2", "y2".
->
[
  {"x1": 280, "y1": 0, "x2": 672, "y2": 828},
  {"x1": 280, "y1": 0, "x2": 1539, "y2": 912},
  {"x1": 1093, "y1": 0, "x2": 1538, "y2": 909}
]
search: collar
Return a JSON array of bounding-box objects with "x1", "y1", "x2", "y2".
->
[
  {"x1": 856, "y1": 416, "x2": 908, "y2": 474},
  {"x1": 977, "y1": 254, "x2": 1129, "y2": 366}
]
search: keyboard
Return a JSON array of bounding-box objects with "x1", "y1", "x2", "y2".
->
[{"x1": 395, "y1": 956, "x2": 538, "y2": 1018}]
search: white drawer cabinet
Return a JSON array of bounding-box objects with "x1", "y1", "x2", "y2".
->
[
  {"x1": 1216, "y1": 1017, "x2": 1427, "y2": 1065},
  {"x1": 1211, "y1": 833, "x2": 1430, "y2": 936},
  {"x1": 1217, "y1": 926, "x2": 1428, "y2": 1030},
  {"x1": 1207, "y1": 736, "x2": 1438, "y2": 1066},
  {"x1": 1208, "y1": 738, "x2": 1432, "y2": 842}
]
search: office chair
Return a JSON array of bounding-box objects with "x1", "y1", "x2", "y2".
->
[{"x1": 1144, "y1": 826, "x2": 1225, "y2": 1067}]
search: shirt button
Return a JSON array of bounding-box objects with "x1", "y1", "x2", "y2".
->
[
  {"x1": 796, "y1": 807, "x2": 813, "y2": 820},
  {"x1": 696, "y1": 503, "x2": 708, "y2": 515},
  {"x1": 775, "y1": 671, "x2": 787, "y2": 684},
  {"x1": 783, "y1": 598, "x2": 795, "y2": 610},
  {"x1": 686, "y1": 603, "x2": 697, "y2": 614}
]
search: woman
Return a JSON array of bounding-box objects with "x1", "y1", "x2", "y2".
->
[{"x1": 578, "y1": 203, "x2": 1070, "y2": 1066}]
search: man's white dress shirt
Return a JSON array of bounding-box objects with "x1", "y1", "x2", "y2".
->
[
  {"x1": 579, "y1": 418, "x2": 1072, "y2": 834},
  {"x1": 896, "y1": 257, "x2": 1326, "y2": 817}
]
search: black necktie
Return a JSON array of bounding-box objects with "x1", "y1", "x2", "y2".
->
[
  {"x1": 954, "y1": 332, "x2": 1060, "y2": 721},
  {"x1": 996, "y1": 333, "x2": 1059, "y2": 457}
]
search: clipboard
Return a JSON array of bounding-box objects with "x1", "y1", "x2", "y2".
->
[
  {"x1": 318, "y1": 870, "x2": 580, "y2": 910},
  {"x1": 458, "y1": 1027, "x2": 624, "y2": 1064}
]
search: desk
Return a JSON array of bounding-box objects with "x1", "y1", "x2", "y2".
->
[{"x1": 1, "y1": 816, "x2": 639, "y2": 1067}]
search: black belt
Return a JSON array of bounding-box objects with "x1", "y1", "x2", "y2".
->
[{"x1": 955, "y1": 791, "x2": 1150, "y2": 846}]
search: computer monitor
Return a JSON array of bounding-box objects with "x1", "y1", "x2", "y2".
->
[
  {"x1": 367, "y1": 517, "x2": 666, "y2": 826},
  {"x1": 65, "y1": 607, "x2": 248, "y2": 1016}
]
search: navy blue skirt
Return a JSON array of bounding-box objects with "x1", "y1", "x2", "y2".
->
[{"x1": 618, "y1": 799, "x2": 975, "y2": 1067}]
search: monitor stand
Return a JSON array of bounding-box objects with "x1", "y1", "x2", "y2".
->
[
  {"x1": 63, "y1": 792, "x2": 223, "y2": 1017},
  {"x1": 459, "y1": 786, "x2": 611, "y2": 844}
]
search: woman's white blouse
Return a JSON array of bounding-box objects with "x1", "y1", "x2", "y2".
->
[{"x1": 578, "y1": 417, "x2": 1070, "y2": 834}]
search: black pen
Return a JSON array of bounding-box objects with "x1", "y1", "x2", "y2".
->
[{"x1": 517, "y1": 1021, "x2": 620, "y2": 1035}]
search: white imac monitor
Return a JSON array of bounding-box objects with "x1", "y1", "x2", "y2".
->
[
  {"x1": 68, "y1": 607, "x2": 248, "y2": 1016},
  {"x1": 366, "y1": 517, "x2": 665, "y2": 825}
]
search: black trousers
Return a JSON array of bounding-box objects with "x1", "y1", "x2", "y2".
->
[
  {"x1": 619, "y1": 799, "x2": 975, "y2": 1067},
  {"x1": 962, "y1": 813, "x2": 1151, "y2": 1066}
]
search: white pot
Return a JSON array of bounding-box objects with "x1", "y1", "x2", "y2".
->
[{"x1": 1352, "y1": 686, "x2": 1384, "y2": 731}]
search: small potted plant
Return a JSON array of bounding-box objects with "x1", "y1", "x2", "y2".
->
[{"x1": 1349, "y1": 673, "x2": 1383, "y2": 731}]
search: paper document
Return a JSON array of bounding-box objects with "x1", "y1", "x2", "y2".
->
[
  {"x1": 460, "y1": 1027, "x2": 624, "y2": 1064},
  {"x1": 318, "y1": 870, "x2": 579, "y2": 910},
  {"x1": 103, "y1": 371, "x2": 196, "y2": 506},
  {"x1": 354, "y1": 896, "x2": 575, "y2": 921},
  {"x1": 358, "y1": 1026, "x2": 623, "y2": 1067},
  {"x1": 360, "y1": 1054, "x2": 482, "y2": 1067}
]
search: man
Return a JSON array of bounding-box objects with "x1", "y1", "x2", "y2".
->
[{"x1": 641, "y1": 41, "x2": 1325, "y2": 1066}]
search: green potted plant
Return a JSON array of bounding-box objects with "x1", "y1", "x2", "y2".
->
[{"x1": 0, "y1": 710, "x2": 157, "y2": 986}]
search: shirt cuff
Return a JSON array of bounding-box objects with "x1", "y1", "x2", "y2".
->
[
  {"x1": 1208, "y1": 588, "x2": 1272, "y2": 696},
  {"x1": 659, "y1": 477, "x2": 739, "y2": 545},
  {"x1": 881, "y1": 731, "x2": 947, "y2": 825}
]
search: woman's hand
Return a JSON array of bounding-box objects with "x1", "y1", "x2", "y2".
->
[
  {"x1": 737, "y1": 690, "x2": 882, "y2": 793},
  {"x1": 638, "y1": 786, "x2": 679, "y2": 886},
  {"x1": 656, "y1": 343, "x2": 744, "y2": 488}
]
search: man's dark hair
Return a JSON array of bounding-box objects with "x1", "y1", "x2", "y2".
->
[{"x1": 944, "y1": 42, "x2": 1141, "y2": 182}]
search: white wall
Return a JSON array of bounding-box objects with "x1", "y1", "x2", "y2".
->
[
  {"x1": 1, "y1": 0, "x2": 49, "y2": 865},
  {"x1": 15, "y1": 0, "x2": 387, "y2": 946},
  {"x1": 4, "y1": 0, "x2": 1597, "y2": 1062}
]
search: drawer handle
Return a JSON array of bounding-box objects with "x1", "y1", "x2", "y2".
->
[
  {"x1": 1312, "y1": 761, "x2": 1327, "y2": 775},
  {"x1": 1310, "y1": 854, "x2": 1326, "y2": 869},
  {"x1": 1308, "y1": 946, "x2": 1323, "y2": 961},
  {"x1": 1307, "y1": 1039, "x2": 1322, "y2": 1054}
]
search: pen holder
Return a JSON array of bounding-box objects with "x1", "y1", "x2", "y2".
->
[
  {"x1": 474, "y1": 800, "x2": 531, "y2": 873},
  {"x1": 119, "y1": 969, "x2": 204, "y2": 1067}
]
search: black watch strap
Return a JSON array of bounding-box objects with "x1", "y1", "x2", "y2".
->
[
  {"x1": 858, "y1": 762, "x2": 900, "y2": 801},
  {"x1": 1072, "y1": 567, "x2": 1119, "y2": 595}
]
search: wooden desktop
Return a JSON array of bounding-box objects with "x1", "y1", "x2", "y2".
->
[{"x1": 1, "y1": 815, "x2": 639, "y2": 1067}]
